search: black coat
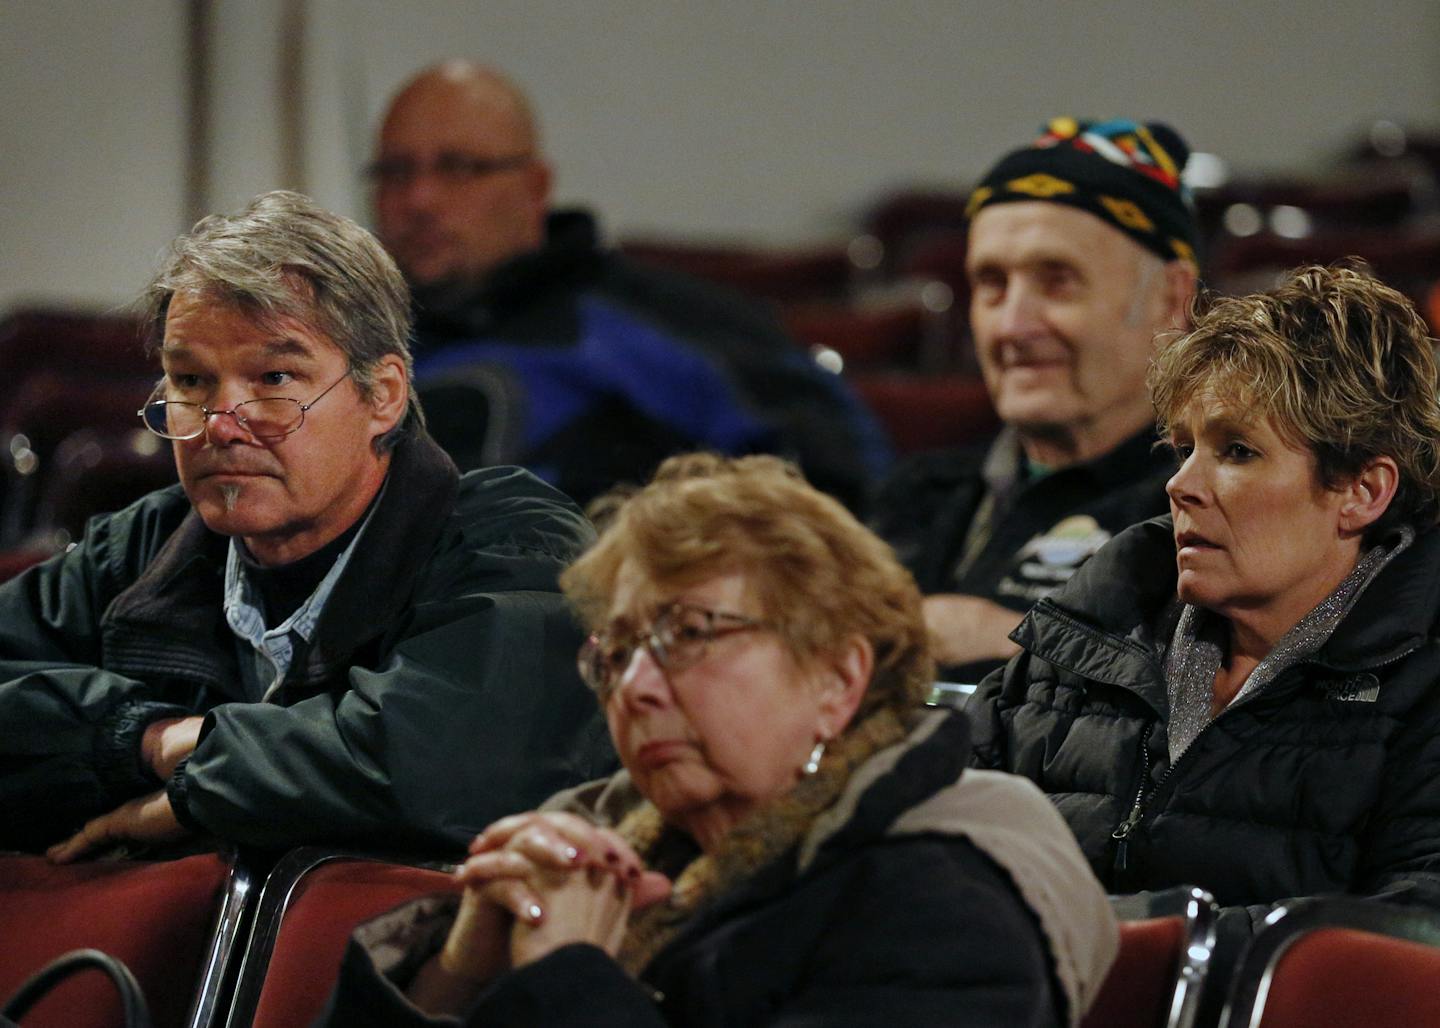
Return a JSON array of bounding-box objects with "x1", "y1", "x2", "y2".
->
[
  {"x1": 320, "y1": 711, "x2": 1118, "y2": 1027},
  {"x1": 0, "y1": 430, "x2": 612, "y2": 854},
  {"x1": 968, "y1": 514, "x2": 1440, "y2": 933},
  {"x1": 873, "y1": 428, "x2": 1173, "y2": 682}
]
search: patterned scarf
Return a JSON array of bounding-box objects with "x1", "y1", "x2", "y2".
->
[{"x1": 615, "y1": 706, "x2": 907, "y2": 977}]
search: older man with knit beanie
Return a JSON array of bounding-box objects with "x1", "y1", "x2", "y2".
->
[{"x1": 873, "y1": 118, "x2": 1200, "y2": 683}]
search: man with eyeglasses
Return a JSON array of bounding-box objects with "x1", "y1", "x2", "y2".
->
[
  {"x1": 369, "y1": 60, "x2": 890, "y2": 510},
  {"x1": 0, "y1": 190, "x2": 613, "y2": 860}
]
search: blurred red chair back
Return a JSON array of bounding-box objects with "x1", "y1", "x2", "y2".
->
[
  {"x1": 0, "y1": 309, "x2": 150, "y2": 406},
  {"x1": 619, "y1": 239, "x2": 855, "y2": 304},
  {"x1": 1082, "y1": 886, "x2": 1215, "y2": 1028},
  {"x1": 27, "y1": 428, "x2": 177, "y2": 551},
  {"x1": 0, "y1": 853, "x2": 243, "y2": 1028},
  {"x1": 228, "y1": 848, "x2": 459, "y2": 1028},
  {"x1": 1082, "y1": 916, "x2": 1186, "y2": 1028},
  {"x1": 848, "y1": 372, "x2": 997, "y2": 455},
  {"x1": 1221, "y1": 897, "x2": 1440, "y2": 1028},
  {"x1": 783, "y1": 302, "x2": 928, "y2": 368}
]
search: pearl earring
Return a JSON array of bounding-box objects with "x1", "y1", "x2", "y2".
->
[{"x1": 803, "y1": 739, "x2": 827, "y2": 776}]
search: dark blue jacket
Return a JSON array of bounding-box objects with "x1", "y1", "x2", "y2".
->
[{"x1": 413, "y1": 210, "x2": 891, "y2": 509}]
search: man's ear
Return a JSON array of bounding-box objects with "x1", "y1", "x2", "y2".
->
[
  {"x1": 526, "y1": 159, "x2": 554, "y2": 205},
  {"x1": 1339, "y1": 456, "x2": 1400, "y2": 536},
  {"x1": 1161, "y1": 260, "x2": 1199, "y2": 331},
  {"x1": 365, "y1": 354, "x2": 409, "y2": 436},
  {"x1": 814, "y1": 635, "x2": 874, "y2": 740}
]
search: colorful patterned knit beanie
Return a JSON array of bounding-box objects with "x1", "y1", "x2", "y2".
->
[{"x1": 967, "y1": 117, "x2": 1199, "y2": 265}]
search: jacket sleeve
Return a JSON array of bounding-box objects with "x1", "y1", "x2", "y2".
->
[
  {"x1": 962, "y1": 658, "x2": 1021, "y2": 771},
  {"x1": 179, "y1": 543, "x2": 614, "y2": 854},
  {"x1": 0, "y1": 499, "x2": 191, "y2": 850}
]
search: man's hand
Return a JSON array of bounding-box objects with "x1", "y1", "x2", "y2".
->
[
  {"x1": 922, "y1": 594, "x2": 1025, "y2": 671},
  {"x1": 141, "y1": 716, "x2": 204, "y2": 781},
  {"x1": 46, "y1": 790, "x2": 191, "y2": 864}
]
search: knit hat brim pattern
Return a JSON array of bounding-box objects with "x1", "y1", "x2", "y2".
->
[{"x1": 968, "y1": 117, "x2": 1199, "y2": 265}]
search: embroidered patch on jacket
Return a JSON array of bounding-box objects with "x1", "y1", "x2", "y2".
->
[
  {"x1": 1320, "y1": 673, "x2": 1380, "y2": 703},
  {"x1": 996, "y1": 515, "x2": 1113, "y2": 603}
]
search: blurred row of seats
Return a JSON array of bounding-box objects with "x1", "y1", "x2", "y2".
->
[
  {"x1": 5, "y1": 848, "x2": 1439, "y2": 1028},
  {"x1": 5, "y1": 123, "x2": 1437, "y2": 578},
  {"x1": 0, "y1": 298, "x2": 996, "y2": 583},
  {"x1": 621, "y1": 121, "x2": 1440, "y2": 389},
  {"x1": 0, "y1": 310, "x2": 175, "y2": 578}
]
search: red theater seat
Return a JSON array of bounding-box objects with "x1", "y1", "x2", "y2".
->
[
  {"x1": 848, "y1": 371, "x2": 998, "y2": 455},
  {"x1": 0, "y1": 852, "x2": 242, "y2": 1028},
  {"x1": 1082, "y1": 887, "x2": 1215, "y2": 1028},
  {"x1": 783, "y1": 300, "x2": 930, "y2": 368},
  {"x1": 228, "y1": 848, "x2": 460, "y2": 1028},
  {"x1": 1220, "y1": 897, "x2": 1440, "y2": 1027}
]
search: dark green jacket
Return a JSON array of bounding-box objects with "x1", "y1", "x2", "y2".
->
[{"x1": 0, "y1": 430, "x2": 613, "y2": 855}]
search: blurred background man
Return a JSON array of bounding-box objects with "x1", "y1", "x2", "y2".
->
[{"x1": 371, "y1": 60, "x2": 891, "y2": 509}]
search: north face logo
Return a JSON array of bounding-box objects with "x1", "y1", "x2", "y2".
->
[{"x1": 1321, "y1": 674, "x2": 1380, "y2": 703}]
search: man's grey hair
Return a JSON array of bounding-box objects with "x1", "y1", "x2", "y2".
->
[{"x1": 141, "y1": 190, "x2": 422, "y2": 452}]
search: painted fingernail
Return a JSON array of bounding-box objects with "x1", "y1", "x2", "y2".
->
[
  {"x1": 526, "y1": 903, "x2": 543, "y2": 923},
  {"x1": 627, "y1": 866, "x2": 641, "y2": 881},
  {"x1": 604, "y1": 849, "x2": 620, "y2": 864}
]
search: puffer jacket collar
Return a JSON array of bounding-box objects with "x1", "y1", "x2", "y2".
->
[
  {"x1": 1014, "y1": 514, "x2": 1440, "y2": 711},
  {"x1": 101, "y1": 429, "x2": 460, "y2": 700}
]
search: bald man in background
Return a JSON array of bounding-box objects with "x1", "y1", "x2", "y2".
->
[{"x1": 371, "y1": 61, "x2": 890, "y2": 509}]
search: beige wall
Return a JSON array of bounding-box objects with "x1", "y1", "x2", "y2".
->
[{"x1": 5, "y1": 0, "x2": 1439, "y2": 310}]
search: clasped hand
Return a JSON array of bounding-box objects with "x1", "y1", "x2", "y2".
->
[{"x1": 413, "y1": 812, "x2": 671, "y2": 1012}]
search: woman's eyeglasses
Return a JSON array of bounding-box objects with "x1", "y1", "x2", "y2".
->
[{"x1": 578, "y1": 602, "x2": 775, "y2": 699}]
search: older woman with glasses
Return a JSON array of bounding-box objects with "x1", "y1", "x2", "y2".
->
[
  {"x1": 321, "y1": 454, "x2": 1116, "y2": 1027},
  {"x1": 967, "y1": 263, "x2": 1440, "y2": 982}
]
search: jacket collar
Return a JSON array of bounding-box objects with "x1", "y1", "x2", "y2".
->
[
  {"x1": 103, "y1": 429, "x2": 459, "y2": 695},
  {"x1": 412, "y1": 208, "x2": 604, "y2": 339},
  {"x1": 1313, "y1": 523, "x2": 1440, "y2": 671},
  {"x1": 652, "y1": 709, "x2": 971, "y2": 953},
  {"x1": 1015, "y1": 514, "x2": 1440, "y2": 705},
  {"x1": 1013, "y1": 515, "x2": 1175, "y2": 711},
  {"x1": 985, "y1": 424, "x2": 1170, "y2": 494}
]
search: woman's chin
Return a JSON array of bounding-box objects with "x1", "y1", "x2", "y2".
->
[
  {"x1": 643, "y1": 769, "x2": 724, "y2": 823},
  {"x1": 1175, "y1": 573, "x2": 1225, "y2": 611}
]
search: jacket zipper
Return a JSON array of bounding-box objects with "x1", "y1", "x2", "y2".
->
[
  {"x1": 1111, "y1": 737, "x2": 1150, "y2": 874},
  {"x1": 1107, "y1": 644, "x2": 1417, "y2": 878}
]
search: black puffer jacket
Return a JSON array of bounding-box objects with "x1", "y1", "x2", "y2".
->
[
  {"x1": 873, "y1": 428, "x2": 1173, "y2": 682},
  {"x1": 968, "y1": 514, "x2": 1440, "y2": 935}
]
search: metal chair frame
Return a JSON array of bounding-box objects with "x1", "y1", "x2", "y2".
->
[
  {"x1": 223, "y1": 847, "x2": 456, "y2": 1028},
  {"x1": 1220, "y1": 896, "x2": 1440, "y2": 1028},
  {"x1": 184, "y1": 853, "x2": 256, "y2": 1028}
]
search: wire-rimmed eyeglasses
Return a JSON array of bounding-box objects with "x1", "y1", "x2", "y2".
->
[
  {"x1": 136, "y1": 371, "x2": 352, "y2": 442},
  {"x1": 364, "y1": 151, "x2": 534, "y2": 188},
  {"x1": 578, "y1": 602, "x2": 776, "y2": 700}
]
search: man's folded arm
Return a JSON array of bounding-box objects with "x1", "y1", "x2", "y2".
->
[{"x1": 181, "y1": 588, "x2": 613, "y2": 854}]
